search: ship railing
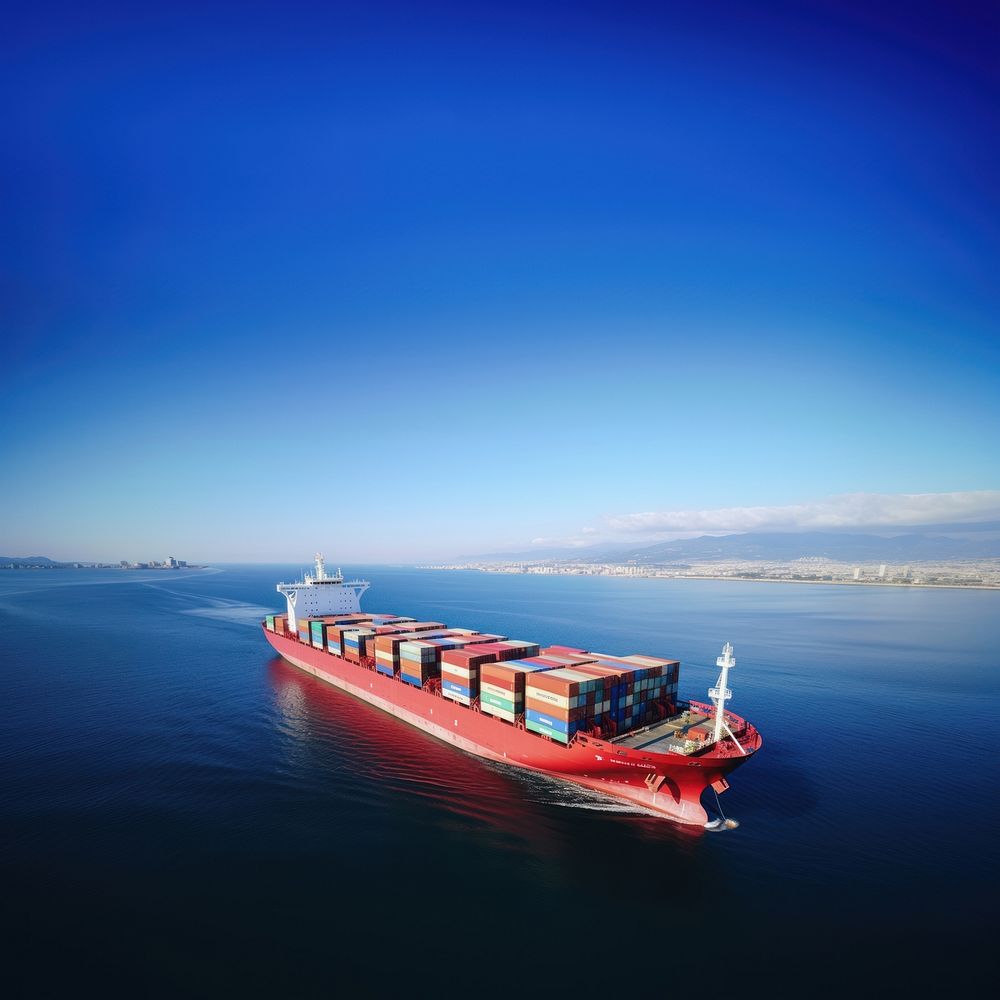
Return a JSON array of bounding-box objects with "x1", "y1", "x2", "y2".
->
[{"x1": 687, "y1": 699, "x2": 750, "y2": 733}]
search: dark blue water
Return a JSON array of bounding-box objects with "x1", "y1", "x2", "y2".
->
[{"x1": 1, "y1": 566, "x2": 996, "y2": 995}]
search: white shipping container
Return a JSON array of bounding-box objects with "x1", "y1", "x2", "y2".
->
[
  {"x1": 524, "y1": 686, "x2": 571, "y2": 710},
  {"x1": 480, "y1": 680, "x2": 519, "y2": 701},
  {"x1": 480, "y1": 704, "x2": 517, "y2": 723}
]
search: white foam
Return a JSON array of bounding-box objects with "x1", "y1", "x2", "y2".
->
[{"x1": 182, "y1": 602, "x2": 273, "y2": 626}]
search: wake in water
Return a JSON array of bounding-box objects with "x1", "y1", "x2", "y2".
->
[
  {"x1": 483, "y1": 761, "x2": 662, "y2": 817},
  {"x1": 142, "y1": 582, "x2": 272, "y2": 627},
  {"x1": 182, "y1": 603, "x2": 273, "y2": 626}
]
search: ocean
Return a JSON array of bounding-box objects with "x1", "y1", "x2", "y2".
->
[{"x1": 1, "y1": 565, "x2": 996, "y2": 995}]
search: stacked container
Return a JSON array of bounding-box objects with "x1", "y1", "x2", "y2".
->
[
  {"x1": 567, "y1": 663, "x2": 632, "y2": 735},
  {"x1": 440, "y1": 644, "x2": 503, "y2": 705},
  {"x1": 342, "y1": 627, "x2": 375, "y2": 662},
  {"x1": 394, "y1": 621, "x2": 446, "y2": 633},
  {"x1": 324, "y1": 622, "x2": 367, "y2": 657},
  {"x1": 398, "y1": 639, "x2": 442, "y2": 687},
  {"x1": 340, "y1": 619, "x2": 414, "y2": 660},
  {"x1": 356, "y1": 623, "x2": 414, "y2": 659},
  {"x1": 533, "y1": 653, "x2": 596, "y2": 668},
  {"x1": 304, "y1": 615, "x2": 368, "y2": 650},
  {"x1": 524, "y1": 668, "x2": 611, "y2": 743},
  {"x1": 309, "y1": 619, "x2": 325, "y2": 649},
  {"x1": 266, "y1": 613, "x2": 289, "y2": 635},
  {"x1": 619, "y1": 654, "x2": 680, "y2": 725},
  {"x1": 309, "y1": 619, "x2": 337, "y2": 649},
  {"x1": 277, "y1": 610, "x2": 680, "y2": 738},
  {"x1": 497, "y1": 640, "x2": 542, "y2": 660},
  {"x1": 396, "y1": 635, "x2": 477, "y2": 687},
  {"x1": 479, "y1": 659, "x2": 554, "y2": 722},
  {"x1": 374, "y1": 633, "x2": 406, "y2": 676},
  {"x1": 373, "y1": 630, "x2": 454, "y2": 677},
  {"x1": 621, "y1": 654, "x2": 680, "y2": 686},
  {"x1": 584, "y1": 653, "x2": 680, "y2": 732}
]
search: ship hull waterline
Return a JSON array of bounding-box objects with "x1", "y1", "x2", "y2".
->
[{"x1": 263, "y1": 627, "x2": 757, "y2": 826}]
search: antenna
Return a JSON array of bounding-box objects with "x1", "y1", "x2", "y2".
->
[{"x1": 709, "y1": 642, "x2": 736, "y2": 745}]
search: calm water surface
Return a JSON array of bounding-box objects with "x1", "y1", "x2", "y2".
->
[{"x1": 1, "y1": 566, "x2": 996, "y2": 995}]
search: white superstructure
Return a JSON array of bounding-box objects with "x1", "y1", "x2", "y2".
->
[{"x1": 277, "y1": 553, "x2": 370, "y2": 632}]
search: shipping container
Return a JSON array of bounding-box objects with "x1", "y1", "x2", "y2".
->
[
  {"x1": 478, "y1": 659, "x2": 555, "y2": 722},
  {"x1": 441, "y1": 678, "x2": 472, "y2": 706},
  {"x1": 497, "y1": 640, "x2": 542, "y2": 659},
  {"x1": 439, "y1": 644, "x2": 508, "y2": 699},
  {"x1": 400, "y1": 659, "x2": 439, "y2": 688},
  {"x1": 524, "y1": 668, "x2": 611, "y2": 741}
]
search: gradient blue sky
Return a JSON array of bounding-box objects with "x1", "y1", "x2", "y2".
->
[{"x1": 3, "y1": 1, "x2": 999, "y2": 562}]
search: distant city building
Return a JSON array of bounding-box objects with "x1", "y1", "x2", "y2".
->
[
  {"x1": 853, "y1": 567, "x2": 861, "y2": 580},
  {"x1": 878, "y1": 564, "x2": 887, "y2": 578}
]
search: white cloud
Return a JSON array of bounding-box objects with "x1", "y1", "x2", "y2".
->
[{"x1": 603, "y1": 491, "x2": 1000, "y2": 535}]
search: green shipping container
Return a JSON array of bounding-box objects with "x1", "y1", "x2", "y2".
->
[
  {"x1": 526, "y1": 720, "x2": 570, "y2": 744},
  {"x1": 480, "y1": 691, "x2": 517, "y2": 713}
]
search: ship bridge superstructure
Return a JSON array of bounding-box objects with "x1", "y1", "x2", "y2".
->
[{"x1": 277, "y1": 553, "x2": 370, "y2": 631}]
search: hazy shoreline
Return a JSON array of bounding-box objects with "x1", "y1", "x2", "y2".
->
[
  {"x1": 424, "y1": 567, "x2": 1000, "y2": 591},
  {"x1": 675, "y1": 575, "x2": 999, "y2": 591}
]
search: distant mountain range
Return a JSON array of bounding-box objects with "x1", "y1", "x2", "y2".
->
[
  {"x1": 466, "y1": 526, "x2": 1000, "y2": 564},
  {"x1": 610, "y1": 531, "x2": 1000, "y2": 563}
]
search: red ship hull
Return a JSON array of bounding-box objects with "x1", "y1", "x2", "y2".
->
[{"x1": 263, "y1": 627, "x2": 761, "y2": 826}]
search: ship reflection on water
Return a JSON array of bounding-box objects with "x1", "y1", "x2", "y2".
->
[{"x1": 266, "y1": 656, "x2": 704, "y2": 875}]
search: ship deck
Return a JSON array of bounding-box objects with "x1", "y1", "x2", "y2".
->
[{"x1": 610, "y1": 707, "x2": 714, "y2": 754}]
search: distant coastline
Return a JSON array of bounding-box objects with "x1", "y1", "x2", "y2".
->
[
  {"x1": 421, "y1": 560, "x2": 1000, "y2": 591},
  {"x1": 0, "y1": 557, "x2": 203, "y2": 571},
  {"x1": 673, "y1": 574, "x2": 999, "y2": 592}
]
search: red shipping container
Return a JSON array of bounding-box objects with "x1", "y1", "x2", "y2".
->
[{"x1": 442, "y1": 643, "x2": 506, "y2": 664}]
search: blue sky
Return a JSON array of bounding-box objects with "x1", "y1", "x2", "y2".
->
[{"x1": 3, "y1": 1, "x2": 999, "y2": 562}]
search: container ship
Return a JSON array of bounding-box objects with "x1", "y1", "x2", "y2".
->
[{"x1": 262, "y1": 555, "x2": 762, "y2": 826}]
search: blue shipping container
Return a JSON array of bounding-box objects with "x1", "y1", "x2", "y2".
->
[{"x1": 525, "y1": 708, "x2": 576, "y2": 734}]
